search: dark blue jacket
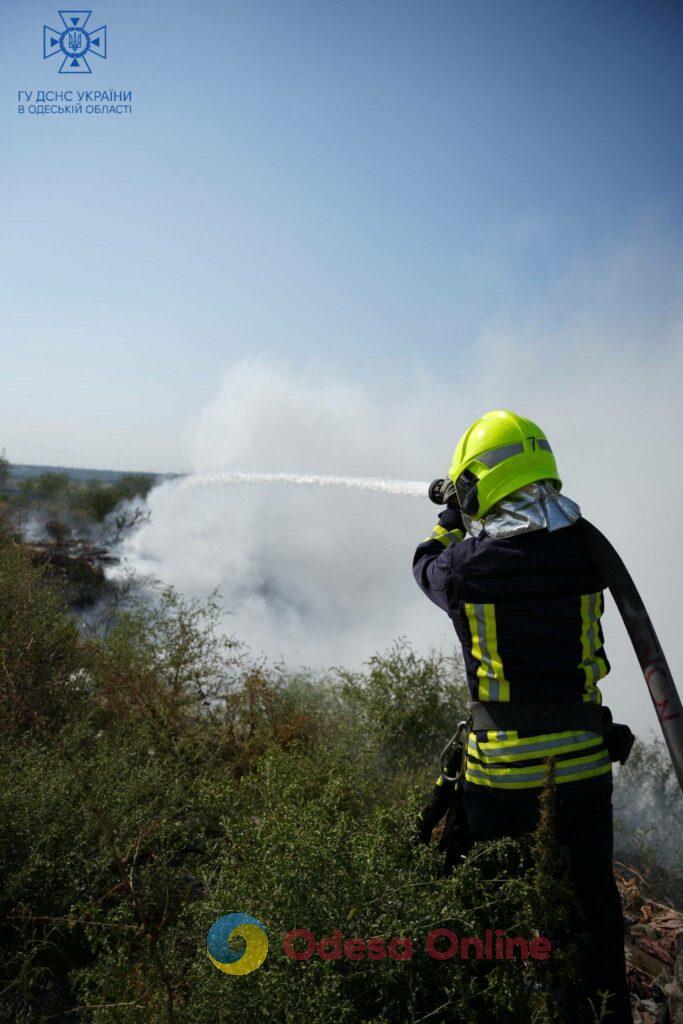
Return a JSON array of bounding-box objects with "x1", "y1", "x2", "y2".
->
[{"x1": 413, "y1": 516, "x2": 612, "y2": 789}]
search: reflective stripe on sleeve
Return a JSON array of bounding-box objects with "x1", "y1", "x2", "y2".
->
[
  {"x1": 579, "y1": 591, "x2": 608, "y2": 700},
  {"x1": 425, "y1": 524, "x2": 464, "y2": 547},
  {"x1": 464, "y1": 602, "x2": 510, "y2": 702}
]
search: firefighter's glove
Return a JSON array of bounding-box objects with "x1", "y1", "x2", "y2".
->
[
  {"x1": 439, "y1": 477, "x2": 460, "y2": 508},
  {"x1": 437, "y1": 504, "x2": 465, "y2": 534}
]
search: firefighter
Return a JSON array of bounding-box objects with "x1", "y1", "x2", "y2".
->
[{"x1": 413, "y1": 409, "x2": 632, "y2": 1023}]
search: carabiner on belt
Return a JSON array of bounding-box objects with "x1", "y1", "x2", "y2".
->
[{"x1": 438, "y1": 718, "x2": 471, "y2": 783}]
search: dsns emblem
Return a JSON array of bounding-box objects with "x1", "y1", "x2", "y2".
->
[
  {"x1": 207, "y1": 913, "x2": 269, "y2": 975},
  {"x1": 43, "y1": 10, "x2": 107, "y2": 74}
]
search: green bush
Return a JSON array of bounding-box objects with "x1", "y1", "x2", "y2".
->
[
  {"x1": 338, "y1": 642, "x2": 469, "y2": 772},
  {"x1": 19, "y1": 471, "x2": 71, "y2": 502},
  {"x1": 75, "y1": 475, "x2": 155, "y2": 524},
  {"x1": 0, "y1": 527, "x2": 83, "y2": 734},
  {"x1": 9, "y1": 471, "x2": 156, "y2": 527},
  {"x1": 178, "y1": 752, "x2": 577, "y2": 1024}
]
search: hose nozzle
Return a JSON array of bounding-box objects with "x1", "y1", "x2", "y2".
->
[{"x1": 428, "y1": 478, "x2": 447, "y2": 505}]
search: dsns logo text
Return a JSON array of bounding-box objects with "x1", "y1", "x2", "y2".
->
[{"x1": 207, "y1": 914, "x2": 269, "y2": 976}]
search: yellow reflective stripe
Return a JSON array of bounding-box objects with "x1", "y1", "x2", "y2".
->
[
  {"x1": 468, "y1": 730, "x2": 603, "y2": 763},
  {"x1": 483, "y1": 603, "x2": 510, "y2": 702},
  {"x1": 464, "y1": 602, "x2": 510, "y2": 702},
  {"x1": 425, "y1": 525, "x2": 464, "y2": 547},
  {"x1": 466, "y1": 729, "x2": 611, "y2": 789},
  {"x1": 467, "y1": 747, "x2": 609, "y2": 775},
  {"x1": 465, "y1": 748, "x2": 611, "y2": 789},
  {"x1": 579, "y1": 592, "x2": 608, "y2": 701},
  {"x1": 465, "y1": 760, "x2": 611, "y2": 790},
  {"x1": 465, "y1": 603, "x2": 484, "y2": 695},
  {"x1": 596, "y1": 591, "x2": 608, "y2": 680}
]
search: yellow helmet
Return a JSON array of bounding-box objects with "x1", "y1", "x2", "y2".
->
[{"x1": 449, "y1": 410, "x2": 561, "y2": 520}]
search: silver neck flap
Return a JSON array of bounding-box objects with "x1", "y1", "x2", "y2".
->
[{"x1": 464, "y1": 480, "x2": 581, "y2": 539}]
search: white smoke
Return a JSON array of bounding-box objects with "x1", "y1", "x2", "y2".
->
[
  {"x1": 119, "y1": 242, "x2": 683, "y2": 736},
  {"x1": 118, "y1": 360, "x2": 458, "y2": 670}
]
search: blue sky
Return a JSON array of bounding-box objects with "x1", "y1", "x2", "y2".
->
[{"x1": 1, "y1": 0, "x2": 682, "y2": 470}]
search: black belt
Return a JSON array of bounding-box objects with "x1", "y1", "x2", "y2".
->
[{"x1": 469, "y1": 700, "x2": 611, "y2": 735}]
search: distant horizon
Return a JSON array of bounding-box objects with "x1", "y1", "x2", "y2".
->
[{"x1": 6, "y1": 461, "x2": 168, "y2": 478}]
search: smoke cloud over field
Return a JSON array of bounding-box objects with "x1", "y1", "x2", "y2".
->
[
  {"x1": 120, "y1": 362, "x2": 453, "y2": 672},
  {"x1": 120, "y1": 245, "x2": 683, "y2": 733}
]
